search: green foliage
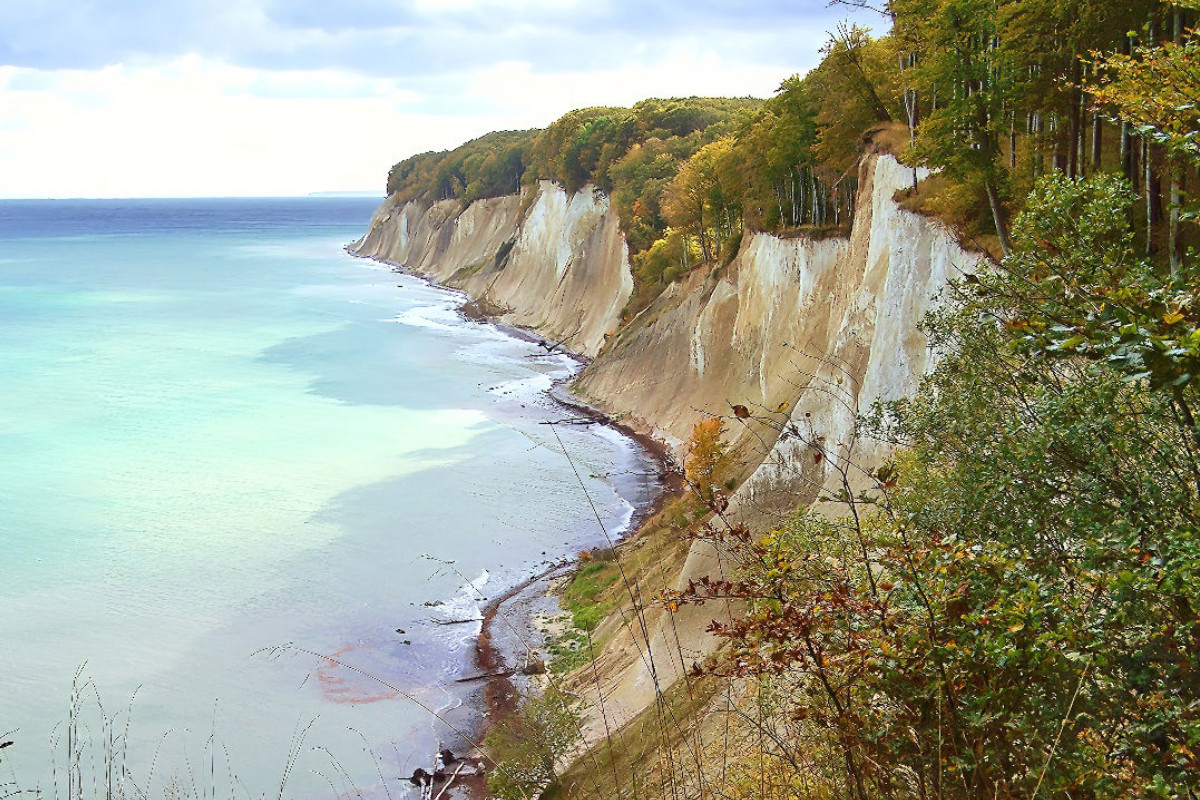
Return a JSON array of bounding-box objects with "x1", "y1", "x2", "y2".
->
[
  {"x1": 608, "y1": 138, "x2": 679, "y2": 252},
  {"x1": 486, "y1": 688, "x2": 583, "y2": 800},
  {"x1": 674, "y1": 172, "x2": 1200, "y2": 799},
  {"x1": 386, "y1": 129, "x2": 534, "y2": 203},
  {"x1": 1093, "y1": 29, "x2": 1200, "y2": 162},
  {"x1": 385, "y1": 97, "x2": 757, "y2": 208},
  {"x1": 545, "y1": 627, "x2": 592, "y2": 675},
  {"x1": 808, "y1": 24, "x2": 901, "y2": 172},
  {"x1": 889, "y1": 0, "x2": 1160, "y2": 251},
  {"x1": 978, "y1": 174, "x2": 1200, "y2": 399},
  {"x1": 663, "y1": 137, "x2": 745, "y2": 262},
  {"x1": 563, "y1": 562, "x2": 620, "y2": 632},
  {"x1": 684, "y1": 418, "x2": 731, "y2": 503}
]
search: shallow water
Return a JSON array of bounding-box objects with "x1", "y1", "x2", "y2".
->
[{"x1": 0, "y1": 198, "x2": 652, "y2": 798}]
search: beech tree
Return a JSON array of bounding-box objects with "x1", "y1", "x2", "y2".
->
[
  {"x1": 894, "y1": 0, "x2": 1016, "y2": 252},
  {"x1": 1092, "y1": 0, "x2": 1200, "y2": 270},
  {"x1": 663, "y1": 138, "x2": 741, "y2": 262}
]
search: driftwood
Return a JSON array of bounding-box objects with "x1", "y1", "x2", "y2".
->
[
  {"x1": 455, "y1": 669, "x2": 515, "y2": 683},
  {"x1": 431, "y1": 763, "x2": 465, "y2": 800},
  {"x1": 431, "y1": 617, "x2": 484, "y2": 626}
]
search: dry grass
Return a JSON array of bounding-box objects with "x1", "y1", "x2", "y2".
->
[
  {"x1": 864, "y1": 121, "x2": 916, "y2": 158},
  {"x1": 895, "y1": 174, "x2": 1003, "y2": 261},
  {"x1": 549, "y1": 673, "x2": 725, "y2": 800}
]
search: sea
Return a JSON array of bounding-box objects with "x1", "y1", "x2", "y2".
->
[{"x1": 0, "y1": 198, "x2": 653, "y2": 799}]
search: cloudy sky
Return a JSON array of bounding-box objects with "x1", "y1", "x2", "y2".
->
[{"x1": 0, "y1": 1, "x2": 883, "y2": 198}]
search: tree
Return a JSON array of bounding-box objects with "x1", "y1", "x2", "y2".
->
[
  {"x1": 992, "y1": 174, "x2": 1200, "y2": 434},
  {"x1": 486, "y1": 688, "x2": 583, "y2": 800},
  {"x1": 663, "y1": 138, "x2": 742, "y2": 262},
  {"x1": 1092, "y1": 0, "x2": 1200, "y2": 269},
  {"x1": 897, "y1": 0, "x2": 1017, "y2": 252},
  {"x1": 684, "y1": 418, "x2": 730, "y2": 502}
]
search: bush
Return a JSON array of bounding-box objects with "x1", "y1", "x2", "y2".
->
[{"x1": 486, "y1": 688, "x2": 582, "y2": 800}]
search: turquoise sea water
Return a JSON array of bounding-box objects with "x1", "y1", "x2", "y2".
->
[{"x1": 0, "y1": 199, "x2": 649, "y2": 798}]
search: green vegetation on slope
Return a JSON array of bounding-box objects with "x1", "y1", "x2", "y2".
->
[
  {"x1": 648, "y1": 5, "x2": 1200, "y2": 794},
  {"x1": 669, "y1": 168, "x2": 1200, "y2": 799}
]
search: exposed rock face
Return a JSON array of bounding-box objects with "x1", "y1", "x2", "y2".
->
[
  {"x1": 579, "y1": 154, "x2": 977, "y2": 506},
  {"x1": 352, "y1": 180, "x2": 631, "y2": 358},
  {"x1": 568, "y1": 153, "x2": 981, "y2": 738},
  {"x1": 353, "y1": 151, "x2": 980, "y2": 737}
]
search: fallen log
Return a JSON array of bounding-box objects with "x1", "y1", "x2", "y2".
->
[{"x1": 454, "y1": 669, "x2": 515, "y2": 683}]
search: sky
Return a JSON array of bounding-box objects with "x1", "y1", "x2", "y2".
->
[{"x1": 0, "y1": 1, "x2": 884, "y2": 198}]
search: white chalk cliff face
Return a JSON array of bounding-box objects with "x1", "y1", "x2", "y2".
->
[
  {"x1": 352, "y1": 180, "x2": 631, "y2": 358},
  {"x1": 579, "y1": 155, "x2": 976, "y2": 490},
  {"x1": 354, "y1": 155, "x2": 975, "y2": 476},
  {"x1": 571, "y1": 152, "x2": 980, "y2": 737},
  {"x1": 354, "y1": 152, "x2": 980, "y2": 735}
]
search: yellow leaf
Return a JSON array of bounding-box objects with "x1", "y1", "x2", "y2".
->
[{"x1": 1165, "y1": 310, "x2": 1185, "y2": 325}]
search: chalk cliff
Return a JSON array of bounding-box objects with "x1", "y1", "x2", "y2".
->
[
  {"x1": 567, "y1": 152, "x2": 980, "y2": 737},
  {"x1": 352, "y1": 180, "x2": 631, "y2": 359},
  {"x1": 353, "y1": 149, "x2": 980, "y2": 736},
  {"x1": 354, "y1": 153, "x2": 975, "y2": 488}
]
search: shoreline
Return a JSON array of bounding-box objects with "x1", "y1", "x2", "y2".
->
[
  {"x1": 459, "y1": 365, "x2": 679, "y2": 799},
  {"x1": 346, "y1": 247, "x2": 678, "y2": 794}
]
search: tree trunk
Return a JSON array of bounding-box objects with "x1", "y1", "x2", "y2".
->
[
  {"x1": 1008, "y1": 112, "x2": 1017, "y2": 170},
  {"x1": 905, "y1": 89, "x2": 920, "y2": 190},
  {"x1": 811, "y1": 175, "x2": 819, "y2": 226},
  {"x1": 791, "y1": 170, "x2": 798, "y2": 226},
  {"x1": 1146, "y1": 138, "x2": 1160, "y2": 257},
  {"x1": 798, "y1": 168, "x2": 807, "y2": 226},
  {"x1": 1171, "y1": 8, "x2": 1184, "y2": 274},
  {"x1": 1091, "y1": 112, "x2": 1102, "y2": 171},
  {"x1": 1067, "y1": 59, "x2": 1082, "y2": 179},
  {"x1": 1121, "y1": 33, "x2": 1135, "y2": 181},
  {"x1": 1170, "y1": 160, "x2": 1183, "y2": 274},
  {"x1": 1032, "y1": 113, "x2": 1045, "y2": 179},
  {"x1": 986, "y1": 180, "x2": 1012, "y2": 257},
  {"x1": 1051, "y1": 113, "x2": 1066, "y2": 173},
  {"x1": 1142, "y1": 16, "x2": 1160, "y2": 257}
]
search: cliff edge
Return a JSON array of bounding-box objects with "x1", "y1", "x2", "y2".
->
[{"x1": 351, "y1": 149, "x2": 980, "y2": 739}]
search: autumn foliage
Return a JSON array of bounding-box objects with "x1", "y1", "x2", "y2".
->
[{"x1": 684, "y1": 419, "x2": 729, "y2": 504}]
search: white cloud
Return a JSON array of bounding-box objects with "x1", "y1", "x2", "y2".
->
[
  {"x1": 411, "y1": 0, "x2": 584, "y2": 11},
  {"x1": 0, "y1": 1, "x2": 887, "y2": 197},
  {"x1": 0, "y1": 58, "x2": 525, "y2": 197},
  {"x1": 465, "y1": 51, "x2": 790, "y2": 121},
  {"x1": 0, "y1": 46, "x2": 802, "y2": 198}
]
